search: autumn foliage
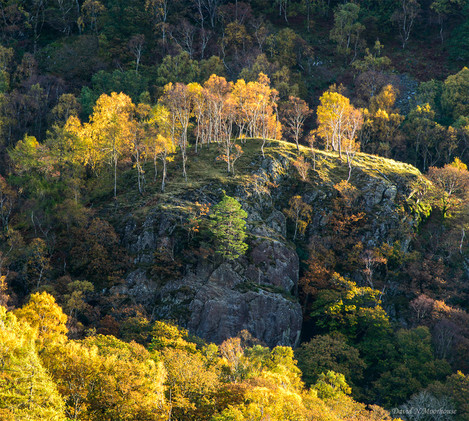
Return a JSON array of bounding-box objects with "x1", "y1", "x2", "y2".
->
[{"x1": 0, "y1": 293, "x2": 402, "y2": 421}]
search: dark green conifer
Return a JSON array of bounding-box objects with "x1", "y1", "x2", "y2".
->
[{"x1": 208, "y1": 193, "x2": 248, "y2": 260}]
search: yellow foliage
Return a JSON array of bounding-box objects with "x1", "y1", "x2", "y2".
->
[
  {"x1": 370, "y1": 84, "x2": 398, "y2": 114},
  {"x1": 65, "y1": 92, "x2": 136, "y2": 196},
  {"x1": 0, "y1": 306, "x2": 66, "y2": 420},
  {"x1": 316, "y1": 91, "x2": 363, "y2": 158},
  {"x1": 15, "y1": 291, "x2": 68, "y2": 349},
  {"x1": 450, "y1": 157, "x2": 467, "y2": 171}
]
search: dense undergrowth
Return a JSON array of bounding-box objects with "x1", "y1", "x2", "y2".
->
[{"x1": 1, "y1": 0, "x2": 469, "y2": 418}]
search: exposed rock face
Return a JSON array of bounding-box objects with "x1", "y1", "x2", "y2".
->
[
  {"x1": 116, "y1": 269, "x2": 158, "y2": 306},
  {"x1": 246, "y1": 238, "x2": 298, "y2": 292},
  {"x1": 118, "y1": 152, "x2": 422, "y2": 347},
  {"x1": 189, "y1": 286, "x2": 301, "y2": 346},
  {"x1": 120, "y1": 209, "x2": 302, "y2": 347},
  {"x1": 154, "y1": 263, "x2": 302, "y2": 346}
]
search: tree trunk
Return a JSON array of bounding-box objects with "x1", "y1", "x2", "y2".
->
[
  {"x1": 114, "y1": 156, "x2": 118, "y2": 199},
  {"x1": 227, "y1": 144, "x2": 231, "y2": 173},
  {"x1": 154, "y1": 155, "x2": 158, "y2": 181},
  {"x1": 162, "y1": 158, "x2": 167, "y2": 192}
]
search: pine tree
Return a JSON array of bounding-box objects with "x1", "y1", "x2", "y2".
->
[{"x1": 208, "y1": 193, "x2": 248, "y2": 260}]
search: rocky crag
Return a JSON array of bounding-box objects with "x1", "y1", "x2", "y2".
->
[{"x1": 112, "y1": 140, "x2": 428, "y2": 347}]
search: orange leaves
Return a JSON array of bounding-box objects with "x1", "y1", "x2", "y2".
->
[
  {"x1": 204, "y1": 74, "x2": 233, "y2": 97},
  {"x1": 61, "y1": 74, "x2": 282, "y2": 190},
  {"x1": 187, "y1": 201, "x2": 211, "y2": 235},
  {"x1": 156, "y1": 73, "x2": 280, "y2": 173},
  {"x1": 293, "y1": 156, "x2": 311, "y2": 181},
  {"x1": 164, "y1": 73, "x2": 280, "y2": 153}
]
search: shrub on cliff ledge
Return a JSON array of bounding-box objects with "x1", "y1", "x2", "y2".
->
[{"x1": 208, "y1": 193, "x2": 248, "y2": 260}]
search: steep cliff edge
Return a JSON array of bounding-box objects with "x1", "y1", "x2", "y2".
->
[{"x1": 111, "y1": 139, "x2": 428, "y2": 347}]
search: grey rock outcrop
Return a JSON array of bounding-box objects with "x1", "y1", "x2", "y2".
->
[
  {"x1": 153, "y1": 262, "x2": 302, "y2": 347},
  {"x1": 120, "y1": 204, "x2": 302, "y2": 347},
  {"x1": 118, "y1": 150, "x2": 423, "y2": 347},
  {"x1": 189, "y1": 285, "x2": 301, "y2": 346}
]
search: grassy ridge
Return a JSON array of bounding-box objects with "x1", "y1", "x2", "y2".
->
[{"x1": 97, "y1": 138, "x2": 425, "y2": 221}]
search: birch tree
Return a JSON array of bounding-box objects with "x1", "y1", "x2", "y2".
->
[
  {"x1": 281, "y1": 96, "x2": 312, "y2": 150},
  {"x1": 161, "y1": 83, "x2": 192, "y2": 181}
]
